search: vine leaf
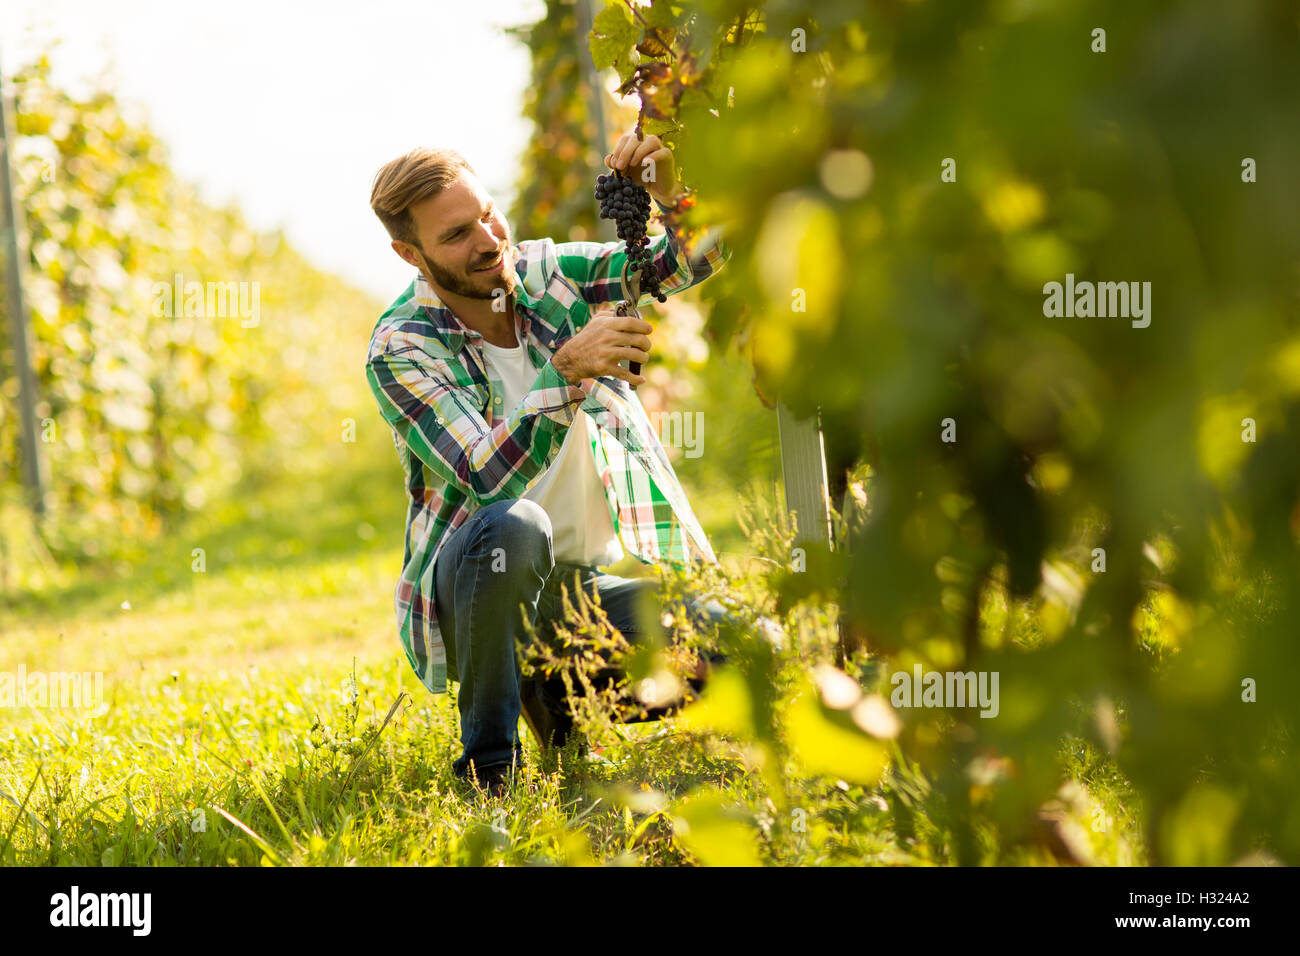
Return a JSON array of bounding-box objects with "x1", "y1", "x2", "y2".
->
[
  {"x1": 636, "y1": 27, "x2": 673, "y2": 58},
  {"x1": 643, "y1": 0, "x2": 683, "y2": 29},
  {"x1": 635, "y1": 61, "x2": 678, "y2": 120},
  {"x1": 616, "y1": 49, "x2": 644, "y2": 87},
  {"x1": 590, "y1": 2, "x2": 638, "y2": 71},
  {"x1": 640, "y1": 116, "x2": 677, "y2": 138}
]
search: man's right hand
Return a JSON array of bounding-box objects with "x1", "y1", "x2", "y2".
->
[{"x1": 551, "y1": 305, "x2": 652, "y2": 387}]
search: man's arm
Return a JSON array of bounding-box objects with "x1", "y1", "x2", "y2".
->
[
  {"x1": 555, "y1": 195, "x2": 732, "y2": 308},
  {"x1": 366, "y1": 308, "x2": 652, "y2": 502},
  {"x1": 367, "y1": 351, "x2": 585, "y2": 505}
]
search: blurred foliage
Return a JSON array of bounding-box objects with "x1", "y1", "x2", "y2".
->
[
  {"x1": 591, "y1": 0, "x2": 1300, "y2": 864},
  {"x1": 0, "y1": 55, "x2": 378, "y2": 570}
]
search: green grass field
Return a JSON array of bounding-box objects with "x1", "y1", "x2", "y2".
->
[{"x1": 0, "y1": 421, "x2": 1145, "y2": 867}]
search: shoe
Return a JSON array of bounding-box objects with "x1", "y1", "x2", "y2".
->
[
  {"x1": 466, "y1": 761, "x2": 512, "y2": 798},
  {"x1": 519, "y1": 675, "x2": 576, "y2": 753},
  {"x1": 611, "y1": 658, "x2": 705, "y2": 724}
]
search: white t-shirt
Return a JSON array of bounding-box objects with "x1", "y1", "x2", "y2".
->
[{"x1": 479, "y1": 334, "x2": 624, "y2": 567}]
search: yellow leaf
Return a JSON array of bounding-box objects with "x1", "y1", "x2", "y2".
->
[
  {"x1": 677, "y1": 666, "x2": 753, "y2": 738},
  {"x1": 982, "y1": 179, "x2": 1045, "y2": 233},
  {"x1": 752, "y1": 192, "x2": 843, "y2": 383},
  {"x1": 1159, "y1": 785, "x2": 1240, "y2": 867},
  {"x1": 672, "y1": 790, "x2": 762, "y2": 867},
  {"x1": 785, "y1": 679, "x2": 888, "y2": 785},
  {"x1": 1196, "y1": 393, "x2": 1255, "y2": 486}
]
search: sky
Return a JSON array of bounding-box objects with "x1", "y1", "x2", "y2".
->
[{"x1": 0, "y1": 0, "x2": 548, "y2": 301}]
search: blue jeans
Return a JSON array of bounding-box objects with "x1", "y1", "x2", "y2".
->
[{"x1": 432, "y1": 498, "x2": 726, "y2": 780}]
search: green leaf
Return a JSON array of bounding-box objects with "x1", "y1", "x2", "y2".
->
[
  {"x1": 784, "y1": 678, "x2": 889, "y2": 786},
  {"x1": 640, "y1": 116, "x2": 678, "y2": 138},
  {"x1": 590, "y1": 2, "x2": 638, "y2": 71},
  {"x1": 616, "y1": 52, "x2": 642, "y2": 88},
  {"x1": 677, "y1": 85, "x2": 717, "y2": 119},
  {"x1": 672, "y1": 790, "x2": 762, "y2": 867},
  {"x1": 677, "y1": 666, "x2": 754, "y2": 738},
  {"x1": 644, "y1": 0, "x2": 682, "y2": 29}
]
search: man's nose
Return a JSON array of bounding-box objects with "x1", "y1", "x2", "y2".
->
[{"x1": 474, "y1": 217, "x2": 500, "y2": 245}]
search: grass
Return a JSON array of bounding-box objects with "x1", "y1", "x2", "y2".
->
[{"x1": 0, "y1": 424, "x2": 1145, "y2": 867}]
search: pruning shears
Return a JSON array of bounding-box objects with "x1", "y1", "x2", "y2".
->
[{"x1": 614, "y1": 257, "x2": 644, "y2": 387}]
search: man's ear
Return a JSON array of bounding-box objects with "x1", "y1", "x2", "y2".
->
[{"x1": 393, "y1": 240, "x2": 422, "y2": 270}]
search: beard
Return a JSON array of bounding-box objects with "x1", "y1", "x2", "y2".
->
[{"x1": 417, "y1": 242, "x2": 516, "y2": 301}]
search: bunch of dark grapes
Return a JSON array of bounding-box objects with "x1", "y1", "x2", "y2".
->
[{"x1": 595, "y1": 171, "x2": 666, "y2": 303}]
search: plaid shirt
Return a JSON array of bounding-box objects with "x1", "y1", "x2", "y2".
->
[{"x1": 366, "y1": 199, "x2": 731, "y2": 695}]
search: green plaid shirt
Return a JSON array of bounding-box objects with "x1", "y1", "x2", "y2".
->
[{"x1": 366, "y1": 201, "x2": 730, "y2": 695}]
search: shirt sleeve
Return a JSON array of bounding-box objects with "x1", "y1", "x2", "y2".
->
[
  {"x1": 367, "y1": 350, "x2": 588, "y2": 505},
  {"x1": 553, "y1": 197, "x2": 732, "y2": 308}
]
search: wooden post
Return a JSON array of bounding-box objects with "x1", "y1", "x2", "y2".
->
[
  {"x1": 776, "y1": 403, "x2": 832, "y2": 548},
  {"x1": 777, "y1": 403, "x2": 855, "y2": 667},
  {"x1": 0, "y1": 54, "x2": 47, "y2": 516}
]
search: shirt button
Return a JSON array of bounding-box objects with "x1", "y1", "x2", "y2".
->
[{"x1": 495, "y1": 397, "x2": 502, "y2": 404}]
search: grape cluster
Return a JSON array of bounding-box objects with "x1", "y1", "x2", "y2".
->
[{"x1": 595, "y1": 171, "x2": 667, "y2": 303}]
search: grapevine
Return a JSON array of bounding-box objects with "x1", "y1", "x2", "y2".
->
[{"x1": 594, "y1": 170, "x2": 667, "y2": 303}]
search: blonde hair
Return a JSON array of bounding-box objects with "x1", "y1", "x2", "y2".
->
[{"x1": 370, "y1": 147, "x2": 475, "y2": 248}]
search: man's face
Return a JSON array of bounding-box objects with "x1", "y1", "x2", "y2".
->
[{"x1": 401, "y1": 173, "x2": 516, "y2": 301}]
